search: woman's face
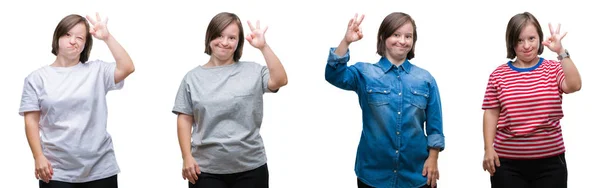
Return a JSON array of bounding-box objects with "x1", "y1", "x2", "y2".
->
[
  {"x1": 384, "y1": 22, "x2": 414, "y2": 61},
  {"x1": 514, "y1": 23, "x2": 540, "y2": 62},
  {"x1": 57, "y1": 23, "x2": 87, "y2": 60},
  {"x1": 210, "y1": 23, "x2": 239, "y2": 61}
]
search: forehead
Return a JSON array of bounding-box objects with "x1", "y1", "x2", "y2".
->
[
  {"x1": 519, "y1": 23, "x2": 538, "y2": 36},
  {"x1": 68, "y1": 23, "x2": 87, "y2": 34},
  {"x1": 221, "y1": 23, "x2": 240, "y2": 35},
  {"x1": 393, "y1": 22, "x2": 413, "y2": 33}
]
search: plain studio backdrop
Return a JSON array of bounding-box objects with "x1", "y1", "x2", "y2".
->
[{"x1": 0, "y1": 0, "x2": 597, "y2": 187}]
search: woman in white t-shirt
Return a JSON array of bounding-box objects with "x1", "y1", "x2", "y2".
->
[{"x1": 19, "y1": 13, "x2": 135, "y2": 188}]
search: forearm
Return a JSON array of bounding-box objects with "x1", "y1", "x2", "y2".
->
[
  {"x1": 25, "y1": 120, "x2": 44, "y2": 159},
  {"x1": 558, "y1": 49, "x2": 581, "y2": 92},
  {"x1": 177, "y1": 116, "x2": 193, "y2": 159},
  {"x1": 428, "y1": 148, "x2": 440, "y2": 159},
  {"x1": 260, "y1": 44, "x2": 287, "y2": 87},
  {"x1": 334, "y1": 40, "x2": 350, "y2": 57},
  {"x1": 105, "y1": 34, "x2": 135, "y2": 79},
  {"x1": 483, "y1": 109, "x2": 499, "y2": 151}
]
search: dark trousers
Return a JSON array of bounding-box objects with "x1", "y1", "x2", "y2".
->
[
  {"x1": 190, "y1": 163, "x2": 269, "y2": 188},
  {"x1": 357, "y1": 178, "x2": 432, "y2": 188},
  {"x1": 39, "y1": 175, "x2": 117, "y2": 188},
  {"x1": 491, "y1": 153, "x2": 568, "y2": 188}
]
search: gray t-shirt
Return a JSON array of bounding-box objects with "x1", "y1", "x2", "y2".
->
[
  {"x1": 19, "y1": 60, "x2": 123, "y2": 183},
  {"x1": 172, "y1": 61, "x2": 275, "y2": 174}
]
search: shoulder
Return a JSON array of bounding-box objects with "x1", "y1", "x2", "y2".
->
[
  {"x1": 540, "y1": 58, "x2": 561, "y2": 70},
  {"x1": 489, "y1": 62, "x2": 511, "y2": 77},
  {"x1": 408, "y1": 63, "x2": 437, "y2": 82},
  {"x1": 237, "y1": 61, "x2": 264, "y2": 70},
  {"x1": 24, "y1": 65, "x2": 48, "y2": 83},
  {"x1": 83, "y1": 59, "x2": 113, "y2": 67}
]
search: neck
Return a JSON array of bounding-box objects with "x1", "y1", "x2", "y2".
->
[
  {"x1": 513, "y1": 57, "x2": 540, "y2": 68},
  {"x1": 52, "y1": 55, "x2": 80, "y2": 67},
  {"x1": 387, "y1": 55, "x2": 406, "y2": 67},
  {"x1": 205, "y1": 56, "x2": 235, "y2": 67}
]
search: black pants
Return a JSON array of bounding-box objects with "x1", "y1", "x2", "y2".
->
[
  {"x1": 39, "y1": 175, "x2": 117, "y2": 188},
  {"x1": 190, "y1": 163, "x2": 269, "y2": 188},
  {"x1": 491, "y1": 153, "x2": 568, "y2": 188},
  {"x1": 357, "y1": 178, "x2": 432, "y2": 188}
]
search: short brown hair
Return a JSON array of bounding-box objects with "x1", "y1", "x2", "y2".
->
[
  {"x1": 51, "y1": 14, "x2": 93, "y2": 63},
  {"x1": 505, "y1": 12, "x2": 544, "y2": 59},
  {"x1": 377, "y1": 12, "x2": 417, "y2": 60},
  {"x1": 204, "y1": 12, "x2": 245, "y2": 62}
]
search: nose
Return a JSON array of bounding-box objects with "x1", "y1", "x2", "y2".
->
[
  {"x1": 219, "y1": 37, "x2": 228, "y2": 46},
  {"x1": 398, "y1": 37, "x2": 407, "y2": 45},
  {"x1": 69, "y1": 36, "x2": 76, "y2": 44},
  {"x1": 523, "y1": 40, "x2": 534, "y2": 50}
]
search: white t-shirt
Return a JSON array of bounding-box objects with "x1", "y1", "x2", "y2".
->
[{"x1": 19, "y1": 60, "x2": 123, "y2": 183}]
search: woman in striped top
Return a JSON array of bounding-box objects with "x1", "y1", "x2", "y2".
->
[{"x1": 481, "y1": 12, "x2": 582, "y2": 188}]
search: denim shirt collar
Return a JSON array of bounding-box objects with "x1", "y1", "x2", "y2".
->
[{"x1": 377, "y1": 56, "x2": 412, "y2": 73}]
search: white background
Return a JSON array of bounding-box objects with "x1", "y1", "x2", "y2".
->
[{"x1": 1, "y1": 0, "x2": 598, "y2": 187}]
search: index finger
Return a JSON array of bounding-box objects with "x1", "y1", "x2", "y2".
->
[{"x1": 247, "y1": 20, "x2": 255, "y2": 31}]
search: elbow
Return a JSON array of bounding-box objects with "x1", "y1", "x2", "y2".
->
[
  {"x1": 564, "y1": 82, "x2": 582, "y2": 93},
  {"x1": 127, "y1": 63, "x2": 136, "y2": 75},
  {"x1": 275, "y1": 78, "x2": 288, "y2": 88},
  {"x1": 572, "y1": 82, "x2": 582, "y2": 92}
]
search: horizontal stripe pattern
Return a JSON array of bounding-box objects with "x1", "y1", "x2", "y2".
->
[{"x1": 482, "y1": 59, "x2": 566, "y2": 159}]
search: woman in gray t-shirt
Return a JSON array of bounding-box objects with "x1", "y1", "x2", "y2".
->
[
  {"x1": 19, "y1": 13, "x2": 135, "y2": 187},
  {"x1": 172, "y1": 12, "x2": 288, "y2": 188}
]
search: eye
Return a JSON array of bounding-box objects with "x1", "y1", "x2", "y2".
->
[
  {"x1": 65, "y1": 33, "x2": 71, "y2": 37},
  {"x1": 529, "y1": 37, "x2": 535, "y2": 41},
  {"x1": 406, "y1": 35, "x2": 413, "y2": 39},
  {"x1": 229, "y1": 36, "x2": 236, "y2": 40}
]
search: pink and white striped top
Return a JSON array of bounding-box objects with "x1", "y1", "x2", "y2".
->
[{"x1": 482, "y1": 58, "x2": 566, "y2": 159}]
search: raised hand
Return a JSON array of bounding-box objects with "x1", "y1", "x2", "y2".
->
[
  {"x1": 86, "y1": 12, "x2": 111, "y2": 41},
  {"x1": 344, "y1": 13, "x2": 365, "y2": 44},
  {"x1": 542, "y1": 23, "x2": 568, "y2": 53},
  {"x1": 246, "y1": 20, "x2": 268, "y2": 50}
]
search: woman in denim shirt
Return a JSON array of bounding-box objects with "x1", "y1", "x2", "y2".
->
[{"x1": 325, "y1": 12, "x2": 445, "y2": 188}]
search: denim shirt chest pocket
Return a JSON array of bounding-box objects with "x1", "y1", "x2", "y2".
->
[
  {"x1": 407, "y1": 86, "x2": 429, "y2": 109},
  {"x1": 366, "y1": 86, "x2": 392, "y2": 106}
]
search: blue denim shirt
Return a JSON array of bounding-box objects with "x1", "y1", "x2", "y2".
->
[{"x1": 325, "y1": 48, "x2": 445, "y2": 188}]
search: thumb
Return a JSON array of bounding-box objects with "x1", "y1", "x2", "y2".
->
[
  {"x1": 422, "y1": 166, "x2": 427, "y2": 176},
  {"x1": 47, "y1": 161, "x2": 53, "y2": 175},
  {"x1": 495, "y1": 156, "x2": 501, "y2": 167},
  {"x1": 195, "y1": 164, "x2": 201, "y2": 174}
]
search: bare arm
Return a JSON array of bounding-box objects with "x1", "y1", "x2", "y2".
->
[
  {"x1": 177, "y1": 114, "x2": 194, "y2": 159},
  {"x1": 483, "y1": 108, "x2": 500, "y2": 151},
  {"x1": 260, "y1": 44, "x2": 288, "y2": 91},
  {"x1": 105, "y1": 34, "x2": 135, "y2": 83},
  {"x1": 25, "y1": 111, "x2": 43, "y2": 160},
  {"x1": 25, "y1": 111, "x2": 53, "y2": 182},
  {"x1": 558, "y1": 51, "x2": 581, "y2": 93},
  {"x1": 86, "y1": 13, "x2": 135, "y2": 84}
]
